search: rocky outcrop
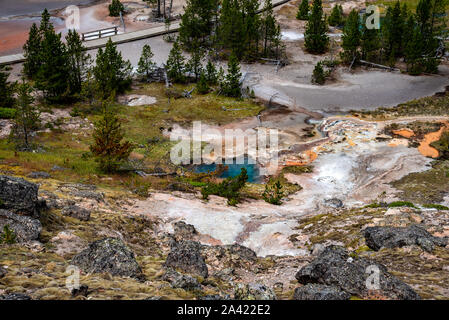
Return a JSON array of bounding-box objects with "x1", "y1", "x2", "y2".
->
[
  {"x1": 27, "y1": 171, "x2": 51, "y2": 179},
  {"x1": 203, "y1": 243, "x2": 258, "y2": 271},
  {"x1": 0, "y1": 175, "x2": 40, "y2": 217},
  {"x1": 0, "y1": 209, "x2": 42, "y2": 242},
  {"x1": 234, "y1": 283, "x2": 276, "y2": 300},
  {"x1": 71, "y1": 238, "x2": 144, "y2": 280},
  {"x1": 161, "y1": 269, "x2": 201, "y2": 291},
  {"x1": 164, "y1": 240, "x2": 208, "y2": 278},
  {"x1": 295, "y1": 245, "x2": 420, "y2": 300},
  {"x1": 363, "y1": 225, "x2": 448, "y2": 252},
  {"x1": 61, "y1": 205, "x2": 91, "y2": 221},
  {"x1": 294, "y1": 284, "x2": 351, "y2": 300},
  {"x1": 173, "y1": 221, "x2": 197, "y2": 240},
  {"x1": 0, "y1": 293, "x2": 32, "y2": 300}
]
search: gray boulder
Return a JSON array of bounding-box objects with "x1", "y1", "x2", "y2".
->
[
  {"x1": 161, "y1": 269, "x2": 201, "y2": 291},
  {"x1": 27, "y1": 171, "x2": 51, "y2": 179},
  {"x1": 295, "y1": 245, "x2": 420, "y2": 300},
  {"x1": 61, "y1": 205, "x2": 91, "y2": 221},
  {"x1": 234, "y1": 283, "x2": 276, "y2": 300},
  {"x1": 324, "y1": 198, "x2": 344, "y2": 208},
  {"x1": 0, "y1": 209, "x2": 42, "y2": 242},
  {"x1": 71, "y1": 238, "x2": 144, "y2": 280},
  {"x1": 363, "y1": 225, "x2": 447, "y2": 252},
  {"x1": 164, "y1": 240, "x2": 208, "y2": 278},
  {"x1": 0, "y1": 175, "x2": 40, "y2": 217},
  {"x1": 173, "y1": 221, "x2": 197, "y2": 240},
  {"x1": 294, "y1": 284, "x2": 351, "y2": 300}
]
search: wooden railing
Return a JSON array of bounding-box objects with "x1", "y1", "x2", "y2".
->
[{"x1": 82, "y1": 26, "x2": 118, "y2": 41}]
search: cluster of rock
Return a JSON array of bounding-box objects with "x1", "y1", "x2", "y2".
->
[
  {"x1": 0, "y1": 176, "x2": 43, "y2": 242},
  {"x1": 294, "y1": 245, "x2": 421, "y2": 300}
]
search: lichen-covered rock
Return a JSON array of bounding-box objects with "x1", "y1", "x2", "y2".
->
[
  {"x1": 61, "y1": 205, "x2": 91, "y2": 221},
  {"x1": 0, "y1": 175, "x2": 40, "y2": 217},
  {"x1": 173, "y1": 221, "x2": 197, "y2": 240},
  {"x1": 161, "y1": 269, "x2": 201, "y2": 291},
  {"x1": 0, "y1": 209, "x2": 42, "y2": 242},
  {"x1": 324, "y1": 198, "x2": 344, "y2": 208},
  {"x1": 0, "y1": 293, "x2": 32, "y2": 300},
  {"x1": 363, "y1": 225, "x2": 447, "y2": 252},
  {"x1": 200, "y1": 294, "x2": 231, "y2": 300},
  {"x1": 295, "y1": 245, "x2": 420, "y2": 300},
  {"x1": 294, "y1": 284, "x2": 351, "y2": 300},
  {"x1": 71, "y1": 238, "x2": 144, "y2": 280},
  {"x1": 234, "y1": 283, "x2": 276, "y2": 300},
  {"x1": 27, "y1": 171, "x2": 51, "y2": 179},
  {"x1": 164, "y1": 240, "x2": 208, "y2": 278},
  {"x1": 203, "y1": 243, "x2": 257, "y2": 271}
]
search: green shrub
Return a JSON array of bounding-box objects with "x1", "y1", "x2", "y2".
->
[
  {"x1": 263, "y1": 180, "x2": 285, "y2": 205},
  {"x1": 0, "y1": 225, "x2": 16, "y2": 244},
  {"x1": 423, "y1": 204, "x2": 449, "y2": 210},
  {"x1": 387, "y1": 201, "x2": 416, "y2": 208},
  {"x1": 201, "y1": 168, "x2": 248, "y2": 205},
  {"x1": 0, "y1": 107, "x2": 16, "y2": 119}
]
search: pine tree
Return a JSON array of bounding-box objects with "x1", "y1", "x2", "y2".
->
[
  {"x1": 361, "y1": 14, "x2": 380, "y2": 62},
  {"x1": 205, "y1": 60, "x2": 218, "y2": 85},
  {"x1": 66, "y1": 29, "x2": 91, "y2": 97},
  {"x1": 328, "y1": 4, "x2": 343, "y2": 27},
  {"x1": 304, "y1": 0, "x2": 329, "y2": 54},
  {"x1": 221, "y1": 52, "x2": 242, "y2": 98},
  {"x1": 297, "y1": 0, "x2": 309, "y2": 20},
  {"x1": 137, "y1": 44, "x2": 157, "y2": 81},
  {"x1": 196, "y1": 72, "x2": 210, "y2": 94},
  {"x1": 341, "y1": 9, "x2": 361, "y2": 64},
  {"x1": 165, "y1": 40, "x2": 186, "y2": 83},
  {"x1": 261, "y1": 0, "x2": 282, "y2": 58},
  {"x1": 242, "y1": 0, "x2": 261, "y2": 59},
  {"x1": 10, "y1": 81, "x2": 40, "y2": 150},
  {"x1": 109, "y1": 0, "x2": 125, "y2": 17},
  {"x1": 405, "y1": 27, "x2": 424, "y2": 75},
  {"x1": 179, "y1": 0, "x2": 219, "y2": 48},
  {"x1": 186, "y1": 45, "x2": 204, "y2": 81},
  {"x1": 93, "y1": 39, "x2": 132, "y2": 98},
  {"x1": 382, "y1": 1, "x2": 404, "y2": 58},
  {"x1": 23, "y1": 23, "x2": 41, "y2": 79},
  {"x1": 35, "y1": 26, "x2": 70, "y2": 102},
  {"x1": 0, "y1": 66, "x2": 15, "y2": 109},
  {"x1": 39, "y1": 8, "x2": 52, "y2": 34},
  {"x1": 312, "y1": 61, "x2": 326, "y2": 84},
  {"x1": 219, "y1": 0, "x2": 246, "y2": 59},
  {"x1": 90, "y1": 104, "x2": 133, "y2": 173}
]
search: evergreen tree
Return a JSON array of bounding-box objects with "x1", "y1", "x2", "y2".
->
[
  {"x1": 221, "y1": 53, "x2": 242, "y2": 98},
  {"x1": 93, "y1": 39, "x2": 132, "y2": 98},
  {"x1": 196, "y1": 72, "x2": 210, "y2": 94},
  {"x1": 0, "y1": 66, "x2": 15, "y2": 109},
  {"x1": 35, "y1": 26, "x2": 70, "y2": 102},
  {"x1": 219, "y1": 0, "x2": 246, "y2": 59},
  {"x1": 90, "y1": 104, "x2": 133, "y2": 173},
  {"x1": 304, "y1": 0, "x2": 329, "y2": 54},
  {"x1": 165, "y1": 40, "x2": 186, "y2": 83},
  {"x1": 205, "y1": 60, "x2": 218, "y2": 85},
  {"x1": 311, "y1": 61, "x2": 326, "y2": 84},
  {"x1": 297, "y1": 0, "x2": 309, "y2": 20},
  {"x1": 109, "y1": 0, "x2": 125, "y2": 17},
  {"x1": 179, "y1": 0, "x2": 219, "y2": 48},
  {"x1": 10, "y1": 81, "x2": 40, "y2": 150},
  {"x1": 39, "y1": 8, "x2": 52, "y2": 34},
  {"x1": 328, "y1": 4, "x2": 343, "y2": 26},
  {"x1": 405, "y1": 27, "x2": 425, "y2": 75},
  {"x1": 361, "y1": 15, "x2": 380, "y2": 61},
  {"x1": 66, "y1": 29, "x2": 91, "y2": 97},
  {"x1": 261, "y1": 0, "x2": 282, "y2": 58},
  {"x1": 382, "y1": 1, "x2": 404, "y2": 57},
  {"x1": 341, "y1": 9, "x2": 361, "y2": 64},
  {"x1": 242, "y1": 0, "x2": 261, "y2": 59},
  {"x1": 23, "y1": 23, "x2": 41, "y2": 79},
  {"x1": 137, "y1": 44, "x2": 157, "y2": 81},
  {"x1": 186, "y1": 45, "x2": 204, "y2": 81}
]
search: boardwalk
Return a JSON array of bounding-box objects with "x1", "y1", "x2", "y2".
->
[{"x1": 0, "y1": 0, "x2": 292, "y2": 66}]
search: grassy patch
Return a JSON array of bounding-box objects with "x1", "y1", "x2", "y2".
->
[
  {"x1": 391, "y1": 160, "x2": 449, "y2": 204},
  {"x1": 422, "y1": 203, "x2": 449, "y2": 210}
]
